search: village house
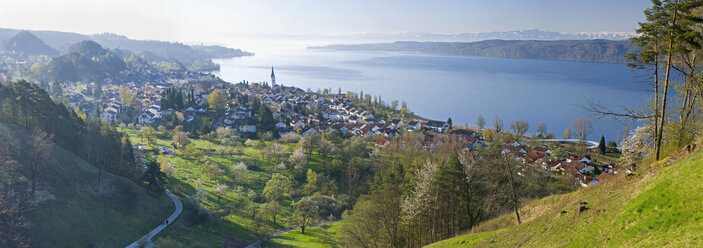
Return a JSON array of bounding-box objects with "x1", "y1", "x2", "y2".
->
[{"x1": 424, "y1": 120, "x2": 450, "y2": 133}]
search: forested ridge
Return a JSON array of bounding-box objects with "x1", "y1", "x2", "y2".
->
[
  {"x1": 312, "y1": 39, "x2": 639, "y2": 63},
  {"x1": 0, "y1": 80, "x2": 137, "y2": 180}
]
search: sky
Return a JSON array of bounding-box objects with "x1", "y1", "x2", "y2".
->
[{"x1": 0, "y1": 0, "x2": 650, "y2": 44}]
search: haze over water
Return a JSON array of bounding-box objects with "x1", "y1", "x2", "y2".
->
[{"x1": 215, "y1": 44, "x2": 650, "y2": 141}]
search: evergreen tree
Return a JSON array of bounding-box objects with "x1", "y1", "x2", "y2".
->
[
  {"x1": 143, "y1": 158, "x2": 167, "y2": 193},
  {"x1": 599, "y1": 135, "x2": 606, "y2": 155}
]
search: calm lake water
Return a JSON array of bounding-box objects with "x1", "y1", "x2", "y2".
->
[{"x1": 214, "y1": 49, "x2": 650, "y2": 141}]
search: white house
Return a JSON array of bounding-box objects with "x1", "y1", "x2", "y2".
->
[
  {"x1": 138, "y1": 111, "x2": 156, "y2": 124},
  {"x1": 100, "y1": 109, "x2": 118, "y2": 123},
  {"x1": 407, "y1": 121, "x2": 421, "y2": 131},
  {"x1": 424, "y1": 120, "x2": 449, "y2": 133}
]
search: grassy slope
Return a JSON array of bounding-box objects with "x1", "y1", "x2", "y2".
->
[
  {"x1": 269, "y1": 222, "x2": 340, "y2": 248},
  {"x1": 124, "y1": 128, "x2": 303, "y2": 247},
  {"x1": 2, "y1": 123, "x2": 173, "y2": 248},
  {"x1": 428, "y1": 148, "x2": 703, "y2": 248}
]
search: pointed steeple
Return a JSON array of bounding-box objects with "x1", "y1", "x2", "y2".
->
[{"x1": 271, "y1": 66, "x2": 276, "y2": 87}]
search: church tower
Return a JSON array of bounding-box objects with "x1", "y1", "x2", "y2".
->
[{"x1": 271, "y1": 67, "x2": 276, "y2": 88}]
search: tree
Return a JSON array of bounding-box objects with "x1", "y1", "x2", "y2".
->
[
  {"x1": 401, "y1": 159, "x2": 438, "y2": 221},
  {"x1": 231, "y1": 162, "x2": 248, "y2": 183},
  {"x1": 160, "y1": 160, "x2": 175, "y2": 177},
  {"x1": 119, "y1": 87, "x2": 135, "y2": 105},
  {"x1": 476, "y1": 146, "x2": 523, "y2": 225},
  {"x1": 208, "y1": 90, "x2": 226, "y2": 114},
  {"x1": 318, "y1": 140, "x2": 337, "y2": 163},
  {"x1": 301, "y1": 133, "x2": 321, "y2": 157},
  {"x1": 172, "y1": 131, "x2": 190, "y2": 150},
  {"x1": 510, "y1": 120, "x2": 529, "y2": 137},
  {"x1": 29, "y1": 130, "x2": 54, "y2": 197},
  {"x1": 493, "y1": 116, "x2": 503, "y2": 133},
  {"x1": 0, "y1": 192, "x2": 29, "y2": 248},
  {"x1": 599, "y1": 135, "x2": 606, "y2": 155},
  {"x1": 564, "y1": 128, "x2": 571, "y2": 139},
  {"x1": 400, "y1": 107, "x2": 408, "y2": 117},
  {"x1": 573, "y1": 118, "x2": 593, "y2": 140},
  {"x1": 140, "y1": 126, "x2": 156, "y2": 147},
  {"x1": 143, "y1": 159, "x2": 167, "y2": 193},
  {"x1": 262, "y1": 174, "x2": 292, "y2": 223},
  {"x1": 292, "y1": 197, "x2": 319, "y2": 234},
  {"x1": 483, "y1": 128, "x2": 496, "y2": 142},
  {"x1": 537, "y1": 123, "x2": 547, "y2": 137},
  {"x1": 303, "y1": 169, "x2": 319, "y2": 195},
  {"x1": 476, "y1": 114, "x2": 486, "y2": 130},
  {"x1": 213, "y1": 183, "x2": 228, "y2": 203},
  {"x1": 289, "y1": 148, "x2": 308, "y2": 170},
  {"x1": 0, "y1": 127, "x2": 19, "y2": 189},
  {"x1": 447, "y1": 117, "x2": 453, "y2": 129}
]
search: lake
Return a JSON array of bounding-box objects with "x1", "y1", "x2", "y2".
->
[{"x1": 214, "y1": 48, "x2": 651, "y2": 142}]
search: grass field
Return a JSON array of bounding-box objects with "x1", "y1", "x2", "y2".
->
[
  {"x1": 427, "y1": 146, "x2": 703, "y2": 247},
  {"x1": 123, "y1": 128, "x2": 326, "y2": 246},
  {"x1": 2, "y1": 123, "x2": 173, "y2": 248},
  {"x1": 269, "y1": 222, "x2": 340, "y2": 248}
]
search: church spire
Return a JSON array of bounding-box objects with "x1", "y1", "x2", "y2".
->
[{"x1": 271, "y1": 66, "x2": 276, "y2": 87}]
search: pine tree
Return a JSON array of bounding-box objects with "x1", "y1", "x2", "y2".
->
[{"x1": 599, "y1": 135, "x2": 606, "y2": 155}]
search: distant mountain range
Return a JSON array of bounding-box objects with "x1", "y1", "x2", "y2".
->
[
  {"x1": 229, "y1": 29, "x2": 636, "y2": 42},
  {"x1": 312, "y1": 39, "x2": 639, "y2": 63},
  {"x1": 0, "y1": 28, "x2": 252, "y2": 62}
]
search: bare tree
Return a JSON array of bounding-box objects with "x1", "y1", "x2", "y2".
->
[
  {"x1": 0, "y1": 127, "x2": 19, "y2": 190},
  {"x1": 476, "y1": 115, "x2": 486, "y2": 130},
  {"x1": 172, "y1": 131, "x2": 190, "y2": 150},
  {"x1": 510, "y1": 120, "x2": 529, "y2": 137},
  {"x1": 29, "y1": 130, "x2": 54, "y2": 197},
  {"x1": 537, "y1": 123, "x2": 547, "y2": 137},
  {"x1": 493, "y1": 116, "x2": 503, "y2": 133},
  {"x1": 475, "y1": 145, "x2": 523, "y2": 225},
  {"x1": 0, "y1": 192, "x2": 29, "y2": 248},
  {"x1": 573, "y1": 118, "x2": 593, "y2": 140}
]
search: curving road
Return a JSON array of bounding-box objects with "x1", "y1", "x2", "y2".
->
[
  {"x1": 125, "y1": 189, "x2": 182, "y2": 248},
  {"x1": 539, "y1": 139, "x2": 599, "y2": 149}
]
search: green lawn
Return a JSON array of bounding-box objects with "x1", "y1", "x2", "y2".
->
[
  {"x1": 427, "y1": 148, "x2": 703, "y2": 247},
  {"x1": 269, "y1": 222, "x2": 340, "y2": 248}
]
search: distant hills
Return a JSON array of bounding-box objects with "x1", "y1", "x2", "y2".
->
[
  {"x1": 2, "y1": 31, "x2": 58, "y2": 56},
  {"x1": 0, "y1": 28, "x2": 252, "y2": 62},
  {"x1": 44, "y1": 40, "x2": 128, "y2": 82},
  {"x1": 232, "y1": 29, "x2": 635, "y2": 43},
  {"x1": 312, "y1": 39, "x2": 639, "y2": 63}
]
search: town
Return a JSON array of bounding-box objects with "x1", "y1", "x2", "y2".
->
[{"x1": 63, "y1": 64, "x2": 621, "y2": 189}]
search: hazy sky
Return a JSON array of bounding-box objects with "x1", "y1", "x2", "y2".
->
[{"x1": 1, "y1": 0, "x2": 650, "y2": 43}]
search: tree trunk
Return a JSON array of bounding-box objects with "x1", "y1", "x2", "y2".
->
[
  {"x1": 654, "y1": 51, "x2": 659, "y2": 149},
  {"x1": 656, "y1": 1, "x2": 679, "y2": 161}
]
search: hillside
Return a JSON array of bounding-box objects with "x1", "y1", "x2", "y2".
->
[
  {"x1": 44, "y1": 40, "x2": 127, "y2": 82},
  {"x1": 2, "y1": 31, "x2": 58, "y2": 56},
  {"x1": 311, "y1": 39, "x2": 639, "y2": 63},
  {"x1": 0, "y1": 28, "x2": 252, "y2": 62},
  {"x1": 0, "y1": 123, "x2": 173, "y2": 248},
  {"x1": 427, "y1": 146, "x2": 703, "y2": 247}
]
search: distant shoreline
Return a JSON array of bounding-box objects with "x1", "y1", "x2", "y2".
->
[{"x1": 310, "y1": 39, "x2": 638, "y2": 64}]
